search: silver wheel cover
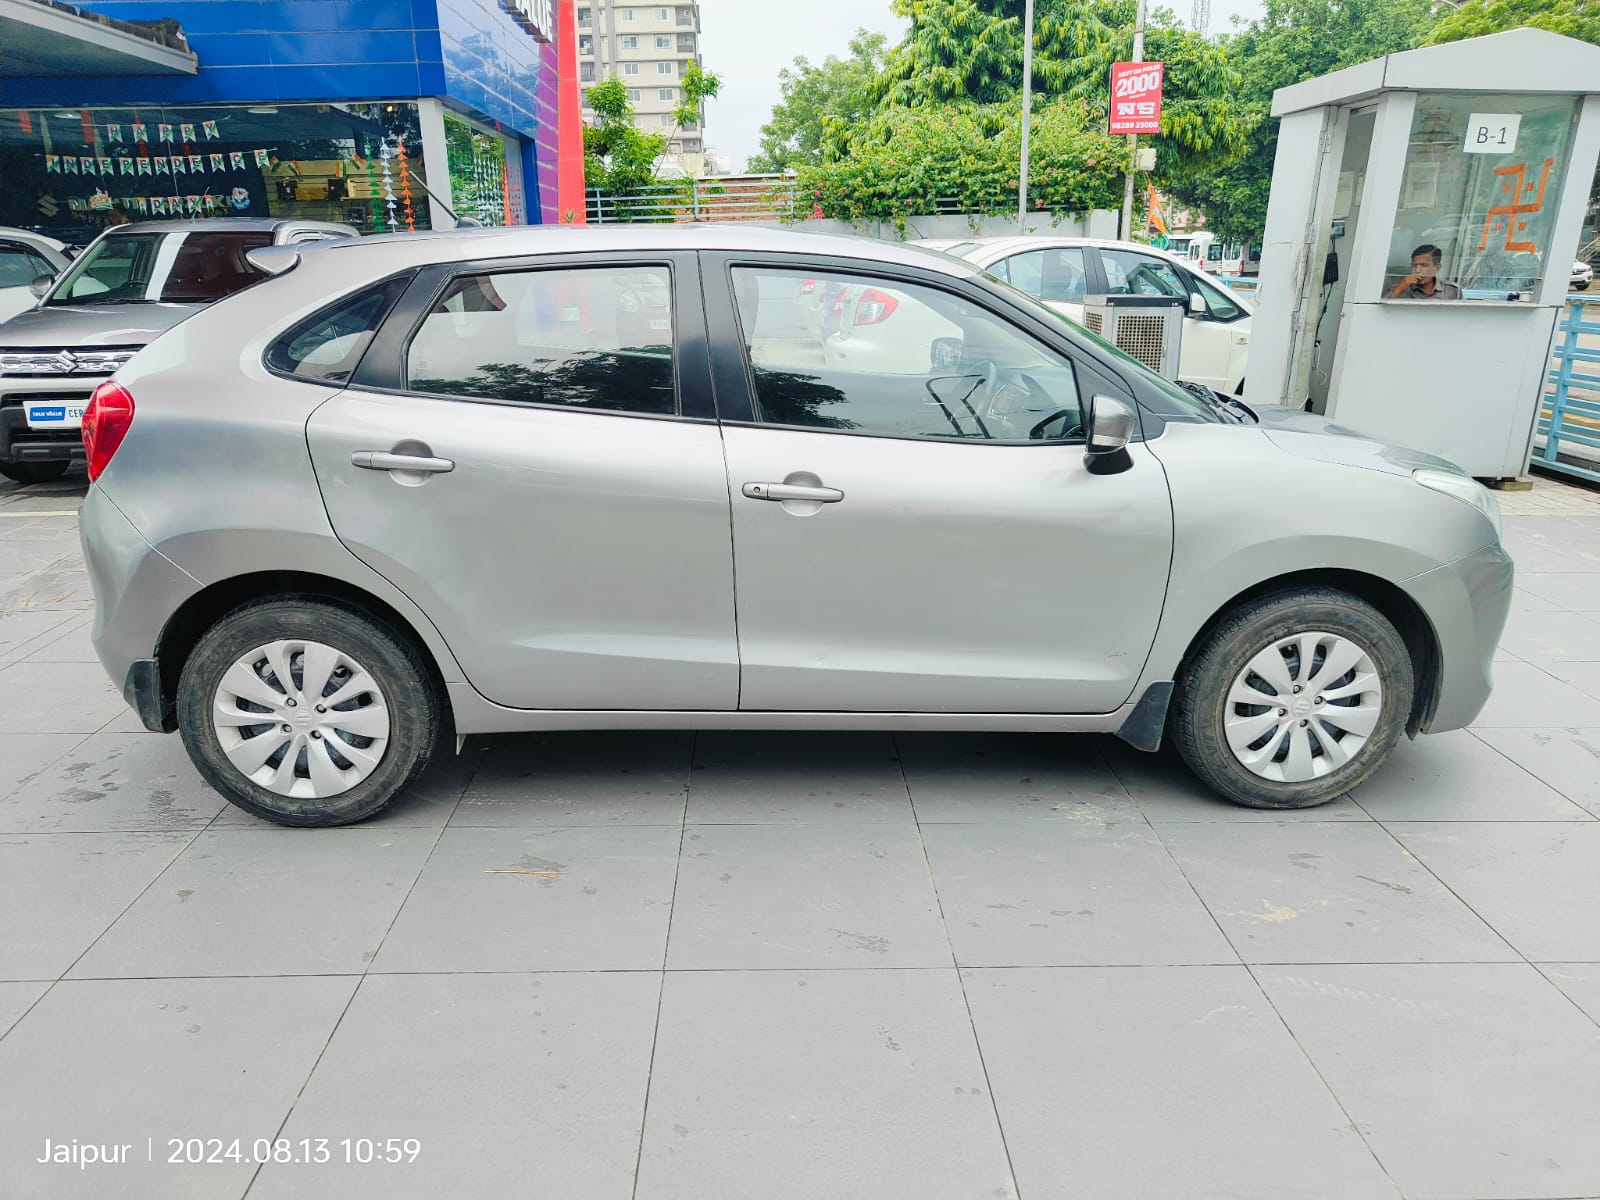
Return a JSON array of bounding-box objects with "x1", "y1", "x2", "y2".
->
[
  {"x1": 1224, "y1": 631, "x2": 1384, "y2": 784},
  {"x1": 212, "y1": 639, "x2": 391, "y2": 799}
]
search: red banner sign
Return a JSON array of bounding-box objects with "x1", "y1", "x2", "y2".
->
[{"x1": 1109, "y1": 61, "x2": 1164, "y2": 135}]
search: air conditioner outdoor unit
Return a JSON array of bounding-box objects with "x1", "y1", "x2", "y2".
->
[{"x1": 1081, "y1": 294, "x2": 1184, "y2": 380}]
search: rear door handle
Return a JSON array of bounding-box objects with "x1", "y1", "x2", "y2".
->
[
  {"x1": 351, "y1": 451, "x2": 454, "y2": 474},
  {"x1": 742, "y1": 482, "x2": 844, "y2": 503}
]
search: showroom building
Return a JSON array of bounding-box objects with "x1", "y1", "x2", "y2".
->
[{"x1": 0, "y1": 0, "x2": 585, "y2": 243}]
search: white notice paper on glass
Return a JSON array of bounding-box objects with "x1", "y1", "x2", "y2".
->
[{"x1": 1464, "y1": 113, "x2": 1521, "y2": 154}]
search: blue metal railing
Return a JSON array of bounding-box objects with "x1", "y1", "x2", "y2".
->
[{"x1": 1535, "y1": 296, "x2": 1600, "y2": 485}]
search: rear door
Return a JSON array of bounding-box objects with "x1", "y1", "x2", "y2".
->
[{"x1": 304, "y1": 252, "x2": 738, "y2": 711}]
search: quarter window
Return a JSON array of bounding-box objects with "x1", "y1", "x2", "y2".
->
[
  {"x1": 730, "y1": 267, "x2": 1082, "y2": 443},
  {"x1": 266, "y1": 275, "x2": 410, "y2": 383},
  {"x1": 406, "y1": 266, "x2": 676, "y2": 417}
]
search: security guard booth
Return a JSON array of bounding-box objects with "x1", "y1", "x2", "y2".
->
[{"x1": 1247, "y1": 29, "x2": 1600, "y2": 478}]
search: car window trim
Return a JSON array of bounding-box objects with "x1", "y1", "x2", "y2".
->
[
  {"x1": 710, "y1": 255, "x2": 1099, "y2": 447},
  {"x1": 352, "y1": 250, "x2": 715, "y2": 423}
]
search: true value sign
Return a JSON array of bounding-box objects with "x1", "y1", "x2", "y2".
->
[{"x1": 1109, "y1": 61, "x2": 1164, "y2": 135}]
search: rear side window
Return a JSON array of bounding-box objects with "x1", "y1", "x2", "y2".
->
[
  {"x1": 266, "y1": 276, "x2": 411, "y2": 383},
  {"x1": 404, "y1": 265, "x2": 676, "y2": 416}
]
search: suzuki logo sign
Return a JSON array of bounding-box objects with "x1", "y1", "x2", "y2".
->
[
  {"x1": 1108, "y1": 61, "x2": 1164, "y2": 136},
  {"x1": 503, "y1": 0, "x2": 554, "y2": 41}
]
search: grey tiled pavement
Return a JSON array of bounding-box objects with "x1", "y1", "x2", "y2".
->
[{"x1": 2, "y1": 473, "x2": 1600, "y2": 1200}]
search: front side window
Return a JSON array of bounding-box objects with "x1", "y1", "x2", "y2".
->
[
  {"x1": 731, "y1": 267, "x2": 1083, "y2": 443},
  {"x1": 996, "y1": 247, "x2": 1089, "y2": 304},
  {"x1": 48, "y1": 231, "x2": 271, "y2": 305},
  {"x1": 406, "y1": 265, "x2": 676, "y2": 417},
  {"x1": 0, "y1": 243, "x2": 54, "y2": 288},
  {"x1": 1099, "y1": 249, "x2": 1188, "y2": 300},
  {"x1": 1191, "y1": 272, "x2": 1243, "y2": 321},
  {"x1": 266, "y1": 275, "x2": 410, "y2": 383}
]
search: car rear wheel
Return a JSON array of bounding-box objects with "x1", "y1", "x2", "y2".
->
[
  {"x1": 177, "y1": 598, "x2": 438, "y2": 826},
  {"x1": 1171, "y1": 588, "x2": 1413, "y2": 809},
  {"x1": 0, "y1": 459, "x2": 70, "y2": 484}
]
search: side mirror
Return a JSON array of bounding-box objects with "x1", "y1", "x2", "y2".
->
[
  {"x1": 1084, "y1": 394, "x2": 1137, "y2": 474},
  {"x1": 930, "y1": 336, "x2": 964, "y2": 370},
  {"x1": 28, "y1": 274, "x2": 55, "y2": 299},
  {"x1": 1188, "y1": 292, "x2": 1206, "y2": 316}
]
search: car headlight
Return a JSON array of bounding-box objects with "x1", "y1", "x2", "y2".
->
[{"x1": 1413, "y1": 468, "x2": 1502, "y2": 541}]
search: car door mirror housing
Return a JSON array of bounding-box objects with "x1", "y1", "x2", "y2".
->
[
  {"x1": 1084, "y1": 394, "x2": 1136, "y2": 474},
  {"x1": 1188, "y1": 292, "x2": 1207, "y2": 316},
  {"x1": 29, "y1": 274, "x2": 55, "y2": 299},
  {"x1": 930, "y1": 336, "x2": 964, "y2": 370}
]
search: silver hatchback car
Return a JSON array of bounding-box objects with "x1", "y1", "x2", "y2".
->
[{"x1": 78, "y1": 226, "x2": 1512, "y2": 826}]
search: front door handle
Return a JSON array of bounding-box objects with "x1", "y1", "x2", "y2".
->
[
  {"x1": 742, "y1": 482, "x2": 844, "y2": 503},
  {"x1": 351, "y1": 451, "x2": 454, "y2": 474}
]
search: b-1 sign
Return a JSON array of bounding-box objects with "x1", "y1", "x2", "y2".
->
[{"x1": 1109, "y1": 62, "x2": 1164, "y2": 135}]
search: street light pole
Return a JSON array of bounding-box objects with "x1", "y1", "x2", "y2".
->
[
  {"x1": 1119, "y1": 0, "x2": 1147, "y2": 239},
  {"x1": 1018, "y1": 0, "x2": 1035, "y2": 229}
]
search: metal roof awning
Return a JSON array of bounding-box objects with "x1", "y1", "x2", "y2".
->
[{"x1": 0, "y1": 0, "x2": 199, "y2": 77}]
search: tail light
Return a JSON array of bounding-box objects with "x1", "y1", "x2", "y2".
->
[
  {"x1": 853, "y1": 288, "x2": 898, "y2": 327},
  {"x1": 82, "y1": 380, "x2": 135, "y2": 481}
]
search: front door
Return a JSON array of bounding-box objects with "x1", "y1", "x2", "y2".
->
[
  {"x1": 305, "y1": 254, "x2": 738, "y2": 711},
  {"x1": 708, "y1": 259, "x2": 1173, "y2": 715}
]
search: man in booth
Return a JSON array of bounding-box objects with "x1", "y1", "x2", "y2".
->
[{"x1": 1390, "y1": 244, "x2": 1462, "y2": 299}]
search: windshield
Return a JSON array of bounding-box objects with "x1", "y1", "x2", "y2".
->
[
  {"x1": 979, "y1": 271, "x2": 1222, "y2": 422},
  {"x1": 47, "y1": 230, "x2": 273, "y2": 306}
]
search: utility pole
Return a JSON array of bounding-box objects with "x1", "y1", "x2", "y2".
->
[
  {"x1": 1119, "y1": 0, "x2": 1146, "y2": 240},
  {"x1": 1018, "y1": 0, "x2": 1035, "y2": 229}
]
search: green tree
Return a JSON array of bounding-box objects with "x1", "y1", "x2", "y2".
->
[
  {"x1": 583, "y1": 78, "x2": 669, "y2": 196},
  {"x1": 1422, "y1": 0, "x2": 1600, "y2": 46},
  {"x1": 747, "y1": 30, "x2": 888, "y2": 173},
  {"x1": 797, "y1": 98, "x2": 1124, "y2": 232},
  {"x1": 655, "y1": 61, "x2": 723, "y2": 177},
  {"x1": 1163, "y1": 0, "x2": 1438, "y2": 242},
  {"x1": 872, "y1": 0, "x2": 1254, "y2": 184}
]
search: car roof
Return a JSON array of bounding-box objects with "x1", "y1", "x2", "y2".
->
[
  {"x1": 0, "y1": 226, "x2": 70, "y2": 253},
  {"x1": 314, "y1": 224, "x2": 983, "y2": 276}
]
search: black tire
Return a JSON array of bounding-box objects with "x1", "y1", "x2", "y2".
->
[
  {"x1": 1171, "y1": 588, "x2": 1413, "y2": 809},
  {"x1": 1576, "y1": 281, "x2": 1590, "y2": 291},
  {"x1": 177, "y1": 597, "x2": 438, "y2": 826},
  {"x1": 0, "y1": 459, "x2": 71, "y2": 484}
]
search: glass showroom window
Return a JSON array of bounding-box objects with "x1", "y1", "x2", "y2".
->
[
  {"x1": 1384, "y1": 93, "x2": 1579, "y2": 302},
  {"x1": 0, "y1": 101, "x2": 434, "y2": 242}
]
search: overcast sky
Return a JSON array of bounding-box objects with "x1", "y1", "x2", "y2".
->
[{"x1": 698, "y1": 0, "x2": 1267, "y2": 171}]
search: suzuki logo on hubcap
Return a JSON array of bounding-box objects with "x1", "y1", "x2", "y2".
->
[{"x1": 1292, "y1": 697, "x2": 1313, "y2": 718}]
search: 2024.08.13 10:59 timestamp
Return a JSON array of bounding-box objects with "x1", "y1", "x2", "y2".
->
[{"x1": 165, "y1": 1137, "x2": 422, "y2": 1165}]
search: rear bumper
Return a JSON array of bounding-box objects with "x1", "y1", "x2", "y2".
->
[
  {"x1": 1402, "y1": 540, "x2": 1515, "y2": 733},
  {"x1": 80, "y1": 486, "x2": 200, "y2": 729}
]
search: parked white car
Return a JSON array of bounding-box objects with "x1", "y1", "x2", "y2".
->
[
  {"x1": 0, "y1": 228, "x2": 72, "y2": 325},
  {"x1": 931, "y1": 236, "x2": 1255, "y2": 395},
  {"x1": 1573, "y1": 260, "x2": 1592, "y2": 291}
]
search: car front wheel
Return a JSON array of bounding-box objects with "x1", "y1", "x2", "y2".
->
[
  {"x1": 177, "y1": 598, "x2": 438, "y2": 826},
  {"x1": 1171, "y1": 588, "x2": 1413, "y2": 809}
]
